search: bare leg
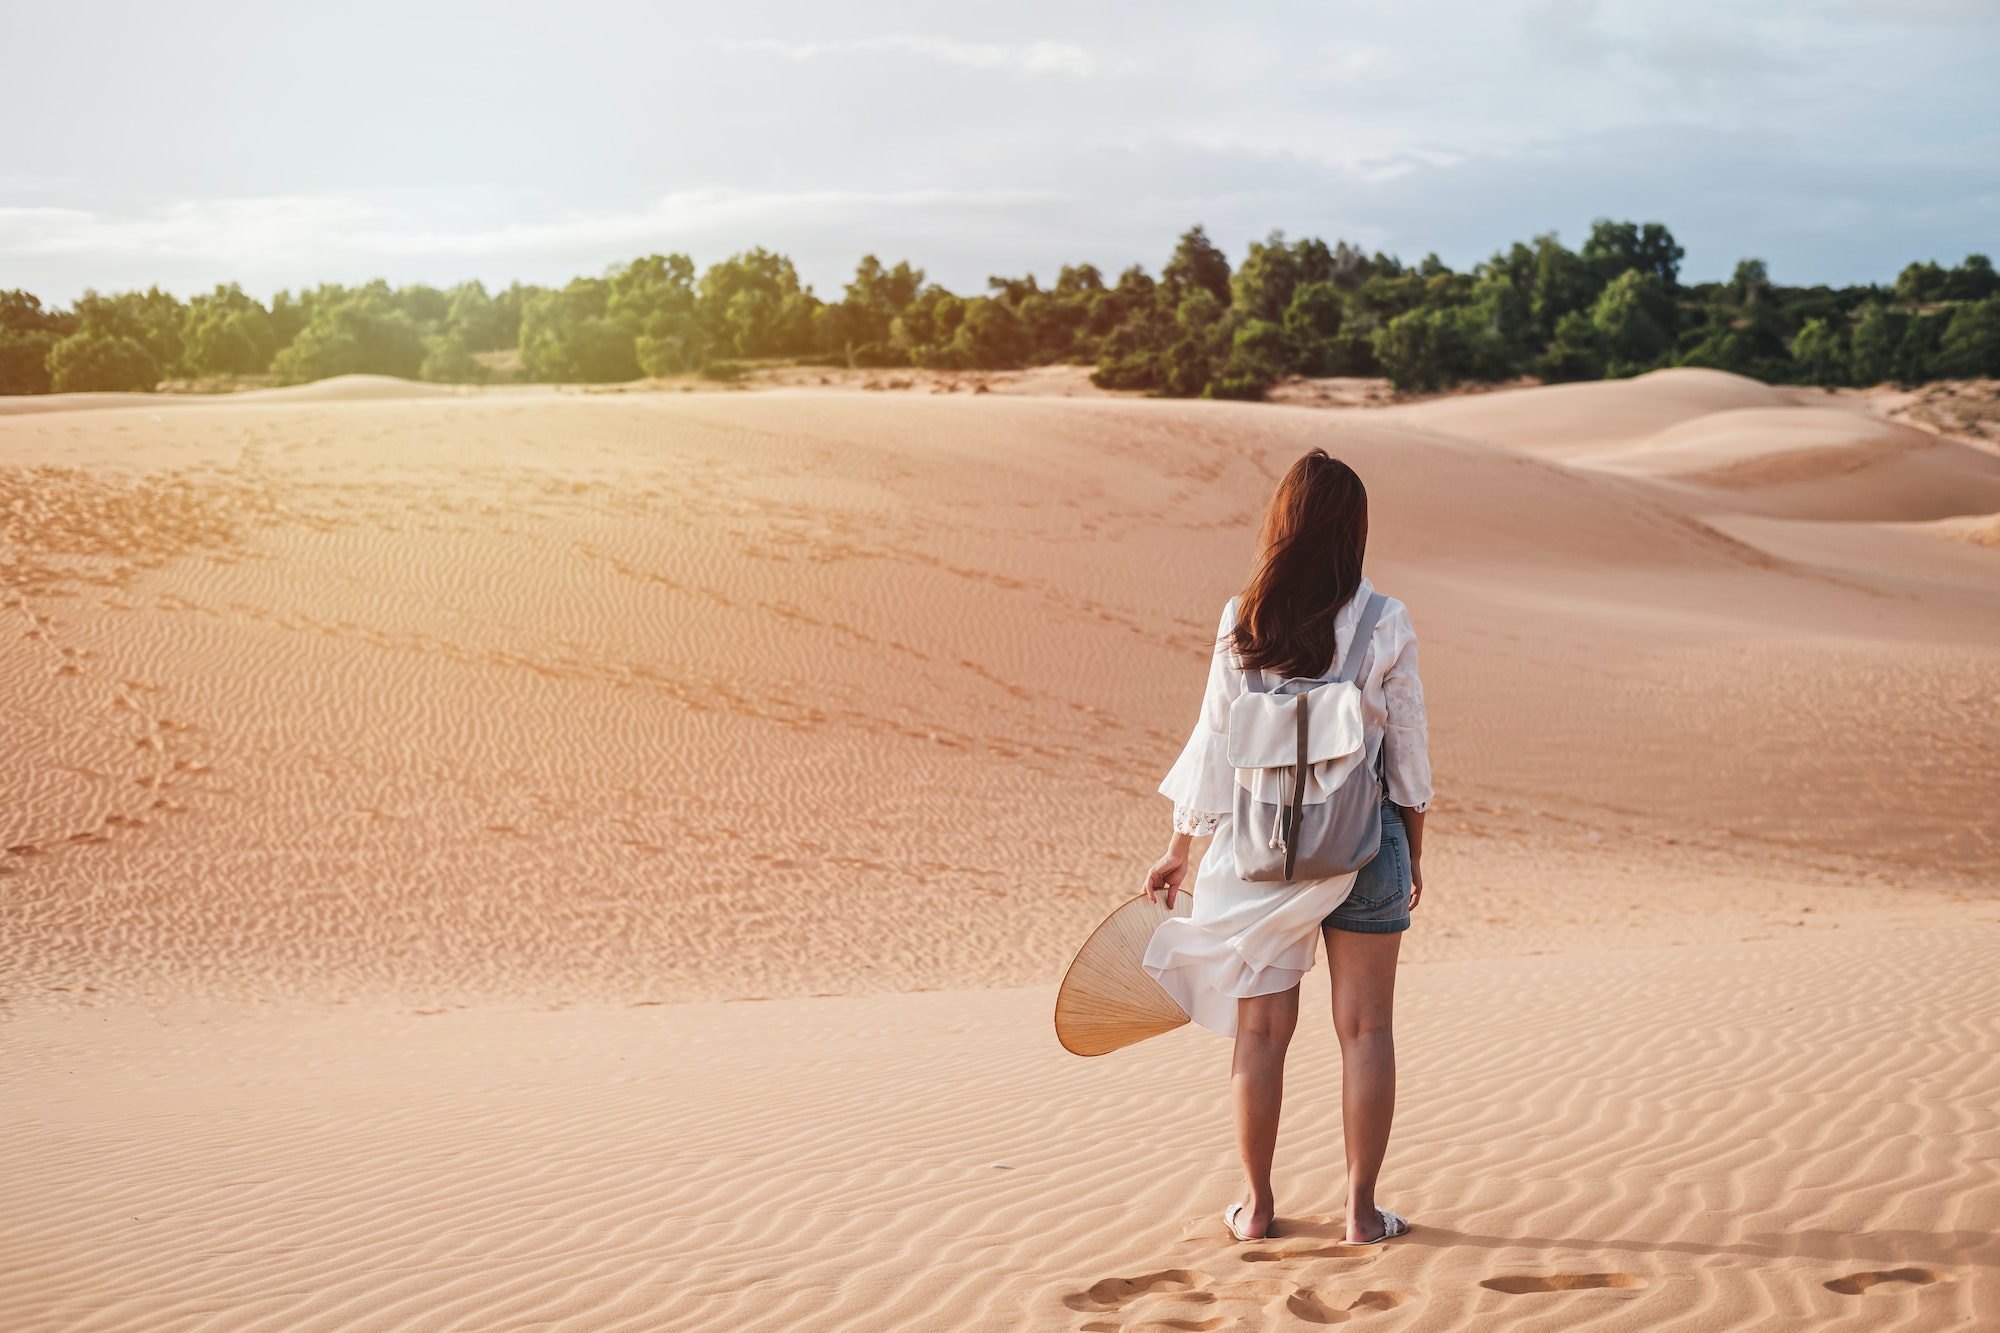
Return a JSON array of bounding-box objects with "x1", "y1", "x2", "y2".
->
[
  {"x1": 1325, "y1": 926, "x2": 1401, "y2": 1242},
  {"x1": 1231, "y1": 986, "x2": 1301, "y2": 1239}
]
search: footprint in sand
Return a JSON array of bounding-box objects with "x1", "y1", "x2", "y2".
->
[
  {"x1": 1285, "y1": 1287, "x2": 1411, "y2": 1324},
  {"x1": 1064, "y1": 1269, "x2": 1207, "y2": 1313},
  {"x1": 1824, "y1": 1266, "x2": 1946, "y2": 1296},
  {"x1": 1481, "y1": 1272, "x2": 1646, "y2": 1295},
  {"x1": 1067, "y1": 1253, "x2": 1410, "y2": 1327}
]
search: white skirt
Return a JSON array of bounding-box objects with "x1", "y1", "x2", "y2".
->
[{"x1": 1141, "y1": 812, "x2": 1359, "y2": 1038}]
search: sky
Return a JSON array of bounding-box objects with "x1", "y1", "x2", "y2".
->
[{"x1": 4, "y1": 0, "x2": 1997, "y2": 303}]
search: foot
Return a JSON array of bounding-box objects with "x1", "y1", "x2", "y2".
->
[
  {"x1": 1341, "y1": 1204, "x2": 1408, "y2": 1245},
  {"x1": 1227, "y1": 1195, "x2": 1275, "y2": 1240}
]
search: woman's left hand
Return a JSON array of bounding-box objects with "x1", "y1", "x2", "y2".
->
[{"x1": 1143, "y1": 849, "x2": 1189, "y2": 909}]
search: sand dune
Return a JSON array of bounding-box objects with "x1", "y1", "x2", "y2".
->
[
  {"x1": 1382, "y1": 367, "x2": 1807, "y2": 458},
  {"x1": 4, "y1": 926, "x2": 1991, "y2": 1330},
  {"x1": 0, "y1": 373, "x2": 463, "y2": 418},
  {"x1": 3, "y1": 374, "x2": 1996, "y2": 1330}
]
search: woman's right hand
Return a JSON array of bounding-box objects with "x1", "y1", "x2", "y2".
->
[{"x1": 1143, "y1": 848, "x2": 1189, "y2": 909}]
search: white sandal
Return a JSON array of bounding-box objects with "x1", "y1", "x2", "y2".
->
[
  {"x1": 1338, "y1": 1207, "x2": 1409, "y2": 1246},
  {"x1": 1223, "y1": 1202, "x2": 1265, "y2": 1242}
]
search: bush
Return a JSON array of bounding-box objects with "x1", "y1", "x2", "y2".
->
[
  {"x1": 271, "y1": 294, "x2": 424, "y2": 383},
  {"x1": 0, "y1": 329, "x2": 58, "y2": 394},
  {"x1": 1090, "y1": 350, "x2": 1160, "y2": 392},
  {"x1": 700, "y1": 359, "x2": 745, "y2": 382},
  {"x1": 1204, "y1": 374, "x2": 1267, "y2": 401},
  {"x1": 1374, "y1": 306, "x2": 1506, "y2": 392},
  {"x1": 46, "y1": 331, "x2": 160, "y2": 392}
]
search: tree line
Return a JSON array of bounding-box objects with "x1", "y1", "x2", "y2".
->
[{"x1": 4, "y1": 221, "x2": 1997, "y2": 399}]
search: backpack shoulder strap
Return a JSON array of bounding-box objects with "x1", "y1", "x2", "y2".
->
[{"x1": 1337, "y1": 592, "x2": 1388, "y2": 684}]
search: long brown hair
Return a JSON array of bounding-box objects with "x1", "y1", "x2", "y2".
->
[{"x1": 1225, "y1": 449, "x2": 1368, "y2": 678}]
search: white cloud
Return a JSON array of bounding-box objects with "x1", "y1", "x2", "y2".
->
[
  {"x1": 718, "y1": 34, "x2": 1107, "y2": 77},
  {"x1": 1326, "y1": 42, "x2": 1410, "y2": 81},
  {"x1": 0, "y1": 187, "x2": 1077, "y2": 295}
]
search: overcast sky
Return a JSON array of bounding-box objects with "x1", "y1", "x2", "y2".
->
[{"x1": 4, "y1": 0, "x2": 1996, "y2": 302}]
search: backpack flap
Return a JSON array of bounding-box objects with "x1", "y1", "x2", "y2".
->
[{"x1": 1225, "y1": 680, "x2": 1366, "y2": 805}]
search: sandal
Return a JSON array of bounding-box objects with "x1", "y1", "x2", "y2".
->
[
  {"x1": 1223, "y1": 1202, "x2": 1267, "y2": 1242},
  {"x1": 1338, "y1": 1207, "x2": 1410, "y2": 1246}
]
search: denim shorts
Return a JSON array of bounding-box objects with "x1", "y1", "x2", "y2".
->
[{"x1": 1323, "y1": 801, "x2": 1412, "y2": 934}]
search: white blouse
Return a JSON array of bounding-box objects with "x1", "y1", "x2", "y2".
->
[
  {"x1": 1142, "y1": 578, "x2": 1433, "y2": 1038},
  {"x1": 1158, "y1": 577, "x2": 1433, "y2": 831}
]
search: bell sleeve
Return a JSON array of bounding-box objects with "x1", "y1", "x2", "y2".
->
[
  {"x1": 1158, "y1": 598, "x2": 1242, "y2": 830},
  {"x1": 1379, "y1": 603, "x2": 1434, "y2": 813}
]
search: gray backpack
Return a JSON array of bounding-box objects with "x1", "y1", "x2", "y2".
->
[{"x1": 1224, "y1": 592, "x2": 1387, "y2": 883}]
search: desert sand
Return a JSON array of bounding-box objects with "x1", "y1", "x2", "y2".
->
[{"x1": 3, "y1": 369, "x2": 1996, "y2": 1330}]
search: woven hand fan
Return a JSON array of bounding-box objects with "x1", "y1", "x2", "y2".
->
[{"x1": 1054, "y1": 892, "x2": 1192, "y2": 1056}]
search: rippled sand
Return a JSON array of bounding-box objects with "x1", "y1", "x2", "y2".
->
[{"x1": 3, "y1": 371, "x2": 1996, "y2": 1329}]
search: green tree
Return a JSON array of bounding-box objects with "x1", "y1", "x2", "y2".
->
[
  {"x1": 0, "y1": 330, "x2": 57, "y2": 394},
  {"x1": 819, "y1": 255, "x2": 924, "y2": 366},
  {"x1": 1788, "y1": 317, "x2": 1849, "y2": 385},
  {"x1": 271, "y1": 288, "x2": 425, "y2": 383},
  {"x1": 1541, "y1": 310, "x2": 1605, "y2": 381},
  {"x1": 892, "y1": 289, "x2": 966, "y2": 367},
  {"x1": 1729, "y1": 258, "x2": 1770, "y2": 306},
  {"x1": 397, "y1": 284, "x2": 450, "y2": 328},
  {"x1": 1231, "y1": 232, "x2": 1332, "y2": 324},
  {"x1": 1207, "y1": 319, "x2": 1291, "y2": 398},
  {"x1": 699, "y1": 249, "x2": 818, "y2": 357},
  {"x1": 1472, "y1": 272, "x2": 1532, "y2": 372},
  {"x1": 1373, "y1": 306, "x2": 1503, "y2": 392},
  {"x1": 444, "y1": 281, "x2": 512, "y2": 351},
  {"x1": 1894, "y1": 261, "x2": 1948, "y2": 306},
  {"x1": 1896, "y1": 312, "x2": 1948, "y2": 382},
  {"x1": 1848, "y1": 304, "x2": 1907, "y2": 384},
  {"x1": 419, "y1": 333, "x2": 486, "y2": 384},
  {"x1": 71, "y1": 287, "x2": 186, "y2": 377},
  {"x1": 1282, "y1": 281, "x2": 1349, "y2": 374},
  {"x1": 1938, "y1": 297, "x2": 2000, "y2": 378},
  {"x1": 1944, "y1": 255, "x2": 1999, "y2": 303},
  {"x1": 517, "y1": 278, "x2": 639, "y2": 383},
  {"x1": 1163, "y1": 225, "x2": 1232, "y2": 305},
  {"x1": 1590, "y1": 270, "x2": 1675, "y2": 375},
  {"x1": 604, "y1": 254, "x2": 707, "y2": 375},
  {"x1": 0, "y1": 289, "x2": 67, "y2": 394},
  {"x1": 46, "y1": 331, "x2": 160, "y2": 392},
  {"x1": 181, "y1": 284, "x2": 276, "y2": 376},
  {"x1": 1529, "y1": 233, "x2": 1597, "y2": 335},
  {"x1": 1581, "y1": 220, "x2": 1684, "y2": 291},
  {"x1": 948, "y1": 298, "x2": 1033, "y2": 368}
]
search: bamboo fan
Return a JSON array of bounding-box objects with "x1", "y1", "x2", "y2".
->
[{"x1": 1054, "y1": 892, "x2": 1193, "y2": 1056}]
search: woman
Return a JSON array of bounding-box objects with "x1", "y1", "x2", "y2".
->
[{"x1": 1140, "y1": 449, "x2": 1432, "y2": 1246}]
